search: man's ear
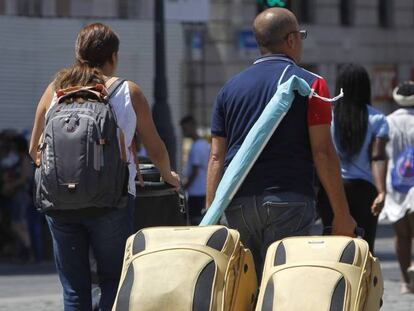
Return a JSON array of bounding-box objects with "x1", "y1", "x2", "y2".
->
[{"x1": 286, "y1": 33, "x2": 295, "y2": 49}]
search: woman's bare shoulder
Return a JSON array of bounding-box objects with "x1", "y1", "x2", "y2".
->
[{"x1": 41, "y1": 82, "x2": 56, "y2": 111}]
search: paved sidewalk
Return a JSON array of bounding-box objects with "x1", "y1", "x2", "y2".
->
[
  {"x1": 0, "y1": 222, "x2": 413, "y2": 310},
  {"x1": 374, "y1": 223, "x2": 414, "y2": 311}
]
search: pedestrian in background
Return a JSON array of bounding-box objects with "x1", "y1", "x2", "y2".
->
[
  {"x1": 0, "y1": 132, "x2": 34, "y2": 262},
  {"x1": 29, "y1": 23, "x2": 179, "y2": 311},
  {"x1": 380, "y1": 81, "x2": 414, "y2": 294},
  {"x1": 180, "y1": 116, "x2": 210, "y2": 225},
  {"x1": 207, "y1": 8, "x2": 355, "y2": 276},
  {"x1": 317, "y1": 64, "x2": 388, "y2": 254}
]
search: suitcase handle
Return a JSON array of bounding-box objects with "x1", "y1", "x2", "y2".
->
[
  {"x1": 178, "y1": 186, "x2": 191, "y2": 225},
  {"x1": 322, "y1": 226, "x2": 365, "y2": 238},
  {"x1": 137, "y1": 181, "x2": 188, "y2": 215}
]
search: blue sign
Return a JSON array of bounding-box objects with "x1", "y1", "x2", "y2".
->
[
  {"x1": 239, "y1": 30, "x2": 258, "y2": 49},
  {"x1": 238, "y1": 29, "x2": 259, "y2": 59}
]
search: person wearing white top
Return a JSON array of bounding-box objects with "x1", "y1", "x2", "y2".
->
[
  {"x1": 180, "y1": 116, "x2": 210, "y2": 225},
  {"x1": 29, "y1": 23, "x2": 179, "y2": 310},
  {"x1": 380, "y1": 81, "x2": 414, "y2": 294}
]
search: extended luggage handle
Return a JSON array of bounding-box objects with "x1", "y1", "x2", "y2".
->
[
  {"x1": 176, "y1": 181, "x2": 190, "y2": 225},
  {"x1": 322, "y1": 226, "x2": 365, "y2": 238},
  {"x1": 177, "y1": 187, "x2": 188, "y2": 215}
]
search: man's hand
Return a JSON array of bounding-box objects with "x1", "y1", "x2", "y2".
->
[
  {"x1": 371, "y1": 192, "x2": 385, "y2": 216},
  {"x1": 332, "y1": 212, "x2": 357, "y2": 237}
]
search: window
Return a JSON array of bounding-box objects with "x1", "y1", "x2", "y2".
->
[
  {"x1": 118, "y1": 0, "x2": 142, "y2": 19},
  {"x1": 17, "y1": 0, "x2": 42, "y2": 16},
  {"x1": 292, "y1": 0, "x2": 313, "y2": 24},
  {"x1": 16, "y1": 0, "x2": 28, "y2": 15},
  {"x1": 56, "y1": 0, "x2": 70, "y2": 17},
  {"x1": 340, "y1": 0, "x2": 354, "y2": 26},
  {"x1": 118, "y1": 0, "x2": 128, "y2": 18},
  {"x1": 378, "y1": 0, "x2": 393, "y2": 28},
  {"x1": 0, "y1": 0, "x2": 5, "y2": 15}
]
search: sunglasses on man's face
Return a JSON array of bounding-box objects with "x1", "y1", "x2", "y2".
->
[{"x1": 284, "y1": 29, "x2": 307, "y2": 40}]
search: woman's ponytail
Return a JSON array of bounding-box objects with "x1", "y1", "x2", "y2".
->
[
  {"x1": 54, "y1": 62, "x2": 105, "y2": 91},
  {"x1": 53, "y1": 23, "x2": 119, "y2": 91}
]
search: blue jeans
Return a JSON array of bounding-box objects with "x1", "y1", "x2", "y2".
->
[
  {"x1": 225, "y1": 189, "x2": 315, "y2": 278},
  {"x1": 46, "y1": 196, "x2": 134, "y2": 311}
]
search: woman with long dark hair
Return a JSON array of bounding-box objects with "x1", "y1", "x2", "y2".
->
[
  {"x1": 29, "y1": 23, "x2": 179, "y2": 310},
  {"x1": 317, "y1": 63, "x2": 388, "y2": 253}
]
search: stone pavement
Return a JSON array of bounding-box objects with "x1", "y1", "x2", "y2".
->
[
  {"x1": 0, "y1": 263, "x2": 62, "y2": 311},
  {"x1": 373, "y1": 223, "x2": 414, "y2": 311},
  {"x1": 0, "y1": 222, "x2": 413, "y2": 310}
]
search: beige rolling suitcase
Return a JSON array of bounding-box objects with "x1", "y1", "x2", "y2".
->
[
  {"x1": 112, "y1": 225, "x2": 258, "y2": 311},
  {"x1": 255, "y1": 236, "x2": 383, "y2": 311}
]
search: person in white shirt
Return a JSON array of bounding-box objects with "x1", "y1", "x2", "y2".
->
[
  {"x1": 180, "y1": 116, "x2": 210, "y2": 225},
  {"x1": 29, "y1": 23, "x2": 180, "y2": 310},
  {"x1": 380, "y1": 81, "x2": 414, "y2": 294}
]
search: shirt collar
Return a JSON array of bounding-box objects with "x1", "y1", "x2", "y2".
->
[{"x1": 253, "y1": 54, "x2": 296, "y2": 65}]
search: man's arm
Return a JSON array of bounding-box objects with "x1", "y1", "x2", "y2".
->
[
  {"x1": 309, "y1": 124, "x2": 356, "y2": 236},
  {"x1": 206, "y1": 136, "x2": 227, "y2": 209}
]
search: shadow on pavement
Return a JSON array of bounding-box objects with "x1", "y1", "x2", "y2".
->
[
  {"x1": 0, "y1": 261, "x2": 56, "y2": 276},
  {"x1": 0, "y1": 223, "x2": 398, "y2": 275}
]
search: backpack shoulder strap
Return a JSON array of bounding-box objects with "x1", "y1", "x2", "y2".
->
[{"x1": 106, "y1": 78, "x2": 127, "y2": 98}]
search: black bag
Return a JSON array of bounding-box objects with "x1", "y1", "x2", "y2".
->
[
  {"x1": 34, "y1": 79, "x2": 127, "y2": 212},
  {"x1": 134, "y1": 160, "x2": 188, "y2": 230}
]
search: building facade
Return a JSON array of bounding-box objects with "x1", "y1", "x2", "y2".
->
[
  {"x1": 0, "y1": 0, "x2": 413, "y2": 131},
  {"x1": 0, "y1": 0, "x2": 183, "y2": 135},
  {"x1": 198, "y1": 0, "x2": 414, "y2": 126}
]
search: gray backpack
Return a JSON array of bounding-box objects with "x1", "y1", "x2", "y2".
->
[{"x1": 34, "y1": 78, "x2": 128, "y2": 212}]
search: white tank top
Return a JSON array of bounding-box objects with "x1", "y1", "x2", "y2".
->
[{"x1": 47, "y1": 81, "x2": 137, "y2": 196}]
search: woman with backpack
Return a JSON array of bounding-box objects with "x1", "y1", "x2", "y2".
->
[
  {"x1": 317, "y1": 63, "x2": 389, "y2": 253},
  {"x1": 29, "y1": 23, "x2": 180, "y2": 310},
  {"x1": 380, "y1": 81, "x2": 414, "y2": 294}
]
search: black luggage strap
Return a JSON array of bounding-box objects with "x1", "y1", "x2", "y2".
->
[{"x1": 107, "y1": 78, "x2": 127, "y2": 98}]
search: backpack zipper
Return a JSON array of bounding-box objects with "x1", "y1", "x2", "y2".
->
[{"x1": 77, "y1": 113, "x2": 104, "y2": 171}]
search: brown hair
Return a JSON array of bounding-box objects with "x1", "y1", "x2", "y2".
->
[{"x1": 54, "y1": 23, "x2": 120, "y2": 90}]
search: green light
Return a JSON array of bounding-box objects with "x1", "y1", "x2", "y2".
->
[
  {"x1": 256, "y1": 0, "x2": 287, "y2": 7},
  {"x1": 256, "y1": 0, "x2": 286, "y2": 8},
  {"x1": 267, "y1": 0, "x2": 286, "y2": 7}
]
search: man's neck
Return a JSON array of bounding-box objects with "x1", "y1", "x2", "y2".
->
[{"x1": 258, "y1": 53, "x2": 297, "y2": 64}]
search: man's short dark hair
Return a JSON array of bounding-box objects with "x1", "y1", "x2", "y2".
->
[{"x1": 180, "y1": 115, "x2": 196, "y2": 126}]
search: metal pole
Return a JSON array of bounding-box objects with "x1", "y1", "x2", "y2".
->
[{"x1": 153, "y1": 0, "x2": 177, "y2": 169}]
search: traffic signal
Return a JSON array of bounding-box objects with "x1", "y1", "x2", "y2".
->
[
  {"x1": 256, "y1": 0, "x2": 291, "y2": 13},
  {"x1": 256, "y1": 0, "x2": 290, "y2": 8}
]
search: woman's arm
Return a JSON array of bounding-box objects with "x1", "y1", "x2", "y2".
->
[
  {"x1": 29, "y1": 83, "x2": 54, "y2": 162},
  {"x1": 371, "y1": 137, "x2": 388, "y2": 216},
  {"x1": 128, "y1": 81, "x2": 179, "y2": 187}
]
